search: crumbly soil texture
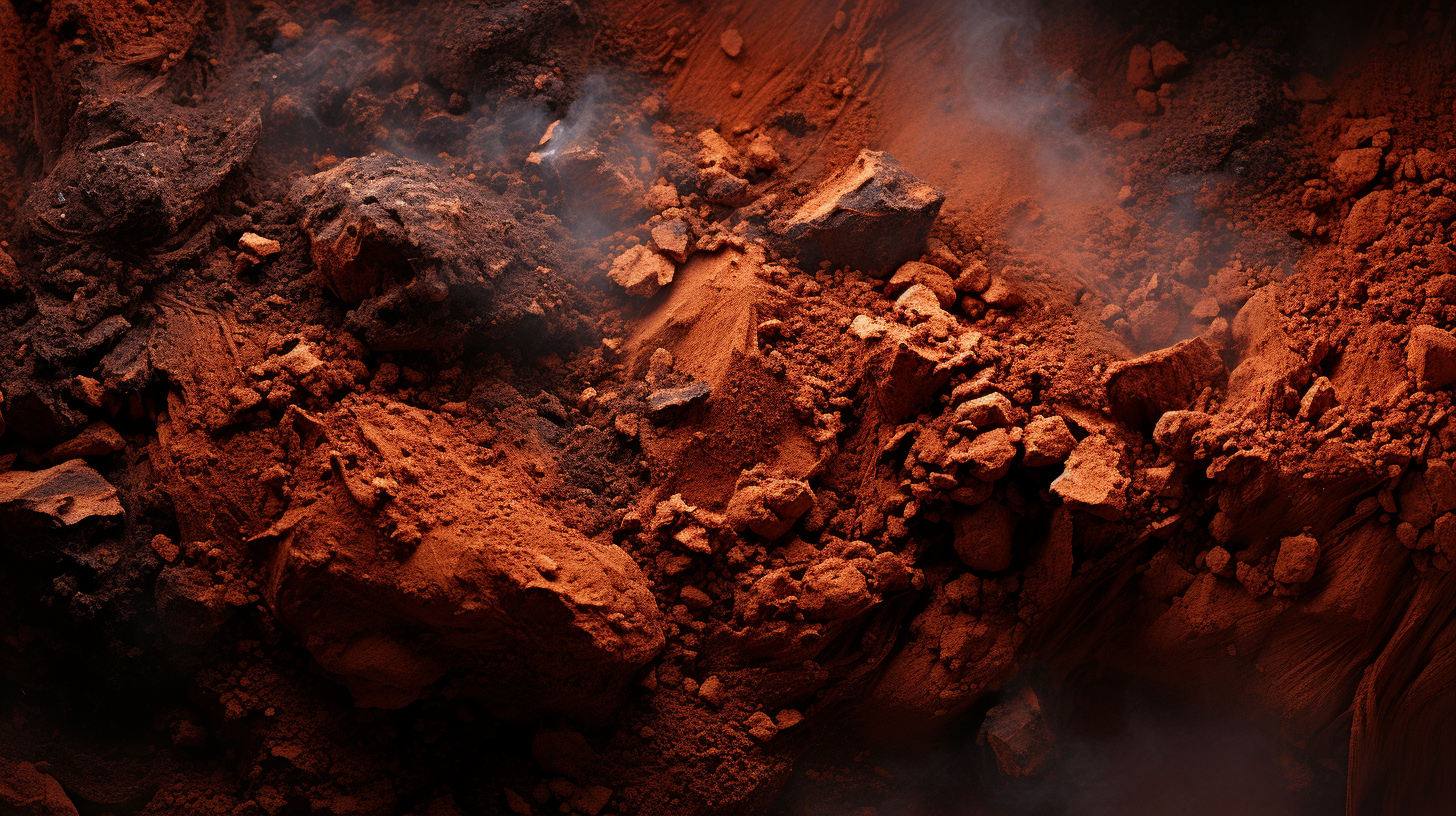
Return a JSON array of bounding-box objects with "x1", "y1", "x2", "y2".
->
[{"x1": 3, "y1": 1, "x2": 1456, "y2": 814}]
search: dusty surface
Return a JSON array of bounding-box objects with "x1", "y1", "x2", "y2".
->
[{"x1": 3, "y1": 0, "x2": 1456, "y2": 814}]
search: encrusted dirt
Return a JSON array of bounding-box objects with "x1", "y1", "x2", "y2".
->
[{"x1": 4, "y1": 1, "x2": 1456, "y2": 815}]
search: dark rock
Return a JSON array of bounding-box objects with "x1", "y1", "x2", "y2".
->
[
  {"x1": 776, "y1": 150, "x2": 944, "y2": 276},
  {"x1": 980, "y1": 685, "x2": 1055, "y2": 778}
]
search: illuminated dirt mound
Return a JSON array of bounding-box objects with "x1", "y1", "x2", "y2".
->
[{"x1": 3, "y1": 1, "x2": 1456, "y2": 815}]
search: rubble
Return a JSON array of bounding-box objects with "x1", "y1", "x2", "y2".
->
[
  {"x1": 777, "y1": 150, "x2": 945, "y2": 276},
  {"x1": 1274, "y1": 534, "x2": 1320, "y2": 584}
]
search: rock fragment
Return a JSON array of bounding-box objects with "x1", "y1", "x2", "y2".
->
[
  {"x1": 650, "y1": 219, "x2": 692, "y2": 263},
  {"x1": 1127, "y1": 44, "x2": 1155, "y2": 89},
  {"x1": 1050, "y1": 435, "x2": 1128, "y2": 520},
  {"x1": 955, "y1": 392, "x2": 1016, "y2": 430},
  {"x1": 954, "y1": 427, "x2": 1017, "y2": 482},
  {"x1": 1274, "y1": 534, "x2": 1319, "y2": 584},
  {"x1": 1104, "y1": 337, "x2": 1227, "y2": 429},
  {"x1": 646, "y1": 381, "x2": 711, "y2": 414},
  {"x1": 953, "y1": 501, "x2": 1017, "y2": 572},
  {"x1": 1407, "y1": 325, "x2": 1456, "y2": 391},
  {"x1": 1022, "y1": 416, "x2": 1075, "y2": 466},
  {"x1": 0, "y1": 460, "x2": 123, "y2": 527},
  {"x1": 777, "y1": 150, "x2": 944, "y2": 276},
  {"x1": 719, "y1": 28, "x2": 743, "y2": 57},
  {"x1": 886, "y1": 261, "x2": 957, "y2": 308},
  {"x1": 980, "y1": 685, "x2": 1055, "y2": 778},
  {"x1": 1342, "y1": 189, "x2": 1393, "y2": 247},
  {"x1": 238, "y1": 231, "x2": 281, "y2": 257},
  {"x1": 1333, "y1": 148, "x2": 1382, "y2": 196},
  {"x1": 798, "y1": 558, "x2": 873, "y2": 619},
  {"x1": 725, "y1": 477, "x2": 815, "y2": 540},
  {"x1": 1149, "y1": 41, "x2": 1188, "y2": 80},
  {"x1": 43, "y1": 421, "x2": 125, "y2": 461},
  {"x1": 609, "y1": 245, "x2": 676, "y2": 297}
]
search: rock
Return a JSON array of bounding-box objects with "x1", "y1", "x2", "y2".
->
[
  {"x1": 745, "y1": 711, "x2": 778, "y2": 742},
  {"x1": 1285, "y1": 72, "x2": 1332, "y2": 102},
  {"x1": 1342, "y1": 189, "x2": 1393, "y2": 247},
  {"x1": 1149, "y1": 41, "x2": 1188, "y2": 80},
  {"x1": 865, "y1": 339, "x2": 952, "y2": 422},
  {"x1": 1104, "y1": 337, "x2": 1227, "y2": 429},
  {"x1": 1332, "y1": 148, "x2": 1383, "y2": 196},
  {"x1": 262, "y1": 399, "x2": 664, "y2": 718},
  {"x1": 1206, "y1": 545, "x2": 1235, "y2": 577},
  {"x1": 1398, "y1": 470, "x2": 1437, "y2": 529},
  {"x1": 1051, "y1": 435, "x2": 1128, "y2": 520},
  {"x1": 646, "y1": 381, "x2": 711, "y2": 414},
  {"x1": 777, "y1": 150, "x2": 944, "y2": 276},
  {"x1": 1127, "y1": 44, "x2": 1155, "y2": 89},
  {"x1": 1426, "y1": 460, "x2": 1456, "y2": 514},
  {"x1": 953, "y1": 501, "x2": 1017, "y2": 572},
  {"x1": 798, "y1": 558, "x2": 874, "y2": 619},
  {"x1": 1298, "y1": 376, "x2": 1337, "y2": 420},
  {"x1": 550, "y1": 146, "x2": 648, "y2": 224},
  {"x1": 885, "y1": 261, "x2": 957, "y2": 308},
  {"x1": 725, "y1": 477, "x2": 816, "y2": 540},
  {"x1": 1141, "y1": 547, "x2": 1195, "y2": 600},
  {"x1": 848, "y1": 314, "x2": 889, "y2": 340},
  {"x1": 238, "y1": 231, "x2": 281, "y2": 257},
  {"x1": 980, "y1": 686, "x2": 1055, "y2": 778},
  {"x1": 697, "y1": 675, "x2": 725, "y2": 706},
  {"x1": 746, "y1": 133, "x2": 780, "y2": 171},
  {"x1": 1340, "y1": 117, "x2": 1394, "y2": 150},
  {"x1": 1022, "y1": 416, "x2": 1076, "y2": 466},
  {"x1": 0, "y1": 460, "x2": 123, "y2": 527},
  {"x1": 43, "y1": 421, "x2": 125, "y2": 461},
  {"x1": 719, "y1": 28, "x2": 743, "y2": 57},
  {"x1": 650, "y1": 219, "x2": 692, "y2": 263},
  {"x1": 981, "y1": 277, "x2": 1026, "y2": 309},
  {"x1": 955, "y1": 392, "x2": 1016, "y2": 430},
  {"x1": 697, "y1": 129, "x2": 748, "y2": 176},
  {"x1": 156, "y1": 565, "x2": 231, "y2": 646},
  {"x1": 896, "y1": 284, "x2": 949, "y2": 321},
  {"x1": 953, "y1": 427, "x2": 1017, "y2": 482},
  {"x1": 0, "y1": 757, "x2": 81, "y2": 816},
  {"x1": 1415, "y1": 147, "x2": 1447, "y2": 182},
  {"x1": 680, "y1": 585, "x2": 713, "y2": 609},
  {"x1": 1111, "y1": 121, "x2": 1148, "y2": 141},
  {"x1": 645, "y1": 181, "x2": 681, "y2": 213},
  {"x1": 1407, "y1": 325, "x2": 1456, "y2": 391},
  {"x1": 609, "y1": 245, "x2": 676, "y2": 297},
  {"x1": 571, "y1": 785, "x2": 613, "y2": 816},
  {"x1": 1274, "y1": 534, "x2": 1319, "y2": 584}
]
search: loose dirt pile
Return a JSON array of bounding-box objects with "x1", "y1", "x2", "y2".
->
[{"x1": 3, "y1": 1, "x2": 1456, "y2": 815}]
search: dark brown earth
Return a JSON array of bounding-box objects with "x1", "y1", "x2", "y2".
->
[{"x1": 3, "y1": 1, "x2": 1456, "y2": 815}]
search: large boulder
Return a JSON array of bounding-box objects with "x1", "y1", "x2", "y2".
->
[{"x1": 260, "y1": 397, "x2": 664, "y2": 720}]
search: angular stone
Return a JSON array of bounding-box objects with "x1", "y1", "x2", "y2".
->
[
  {"x1": 955, "y1": 392, "x2": 1016, "y2": 430},
  {"x1": 725, "y1": 477, "x2": 815, "y2": 541},
  {"x1": 1407, "y1": 325, "x2": 1456, "y2": 391},
  {"x1": 609, "y1": 245, "x2": 676, "y2": 298},
  {"x1": 953, "y1": 500, "x2": 1017, "y2": 572},
  {"x1": 43, "y1": 421, "x2": 125, "y2": 461},
  {"x1": 1298, "y1": 376, "x2": 1338, "y2": 421},
  {"x1": 777, "y1": 150, "x2": 944, "y2": 276},
  {"x1": 1274, "y1": 534, "x2": 1319, "y2": 584},
  {"x1": 885, "y1": 261, "x2": 957, "y2": 308},
  {"x1": 980, "y1": 685, "x2": 1055, "y2": 778},
  {"x1": 953, "y1": 427, "x2": 1017, "y2": 482},
  {"x1": 1105, "y1": 338, "x2": 1226, "y2": 430},
  {"x1": 1152, "y1": 410, "x2": 1213, "y2": 461},
  {"x1": 798, "y1": 558, "x2": 873, "y2": 619},
  {"x1": 1051, "y1": 435, "x2": 1128, "y2": 520},
  {"x1": 1333, "y1": 148, "x2": 1382, "y2": 196},
  {"x1": 866, "y1": 338, "x2": 952, "y2": 422},
  {"x1": 238, "y1": 231, "x2": 281, "y2": 257},
  {"x1": 651, "y1": 219, "x2": 692, "y2": 263},
  {"x1": 1127, "y1": 44, "x2": 1155, "y2": 89},
  {"x1": 0, "y1": 460, "x2": 123, "y2": 527},
  {"x1": 1150, "y1": 41, "x2": 1188, "y2": 81},
  {"x1": 1022, "y1": 415, "x2": 1076, "y2": 466}
]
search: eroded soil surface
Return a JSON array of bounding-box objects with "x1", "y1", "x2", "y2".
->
[{"x1": 3, "y1": 1, "x2": 1456, "y2": 814}]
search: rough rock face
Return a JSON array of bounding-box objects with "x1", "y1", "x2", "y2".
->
[
  {"x1": 291, "y1": 155, "x2": 562, "y2": 349},
  {"x1": 0, "y1": 460, "x2": 122, "y2": 527},
  {"x1": 776, "y1": 150, "x2": 944, "y2": 276},
  {"x1": 261, "y1": 397, "x2": 664, "y2": 718}
]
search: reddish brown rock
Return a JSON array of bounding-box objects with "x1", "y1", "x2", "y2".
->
[
  {"x1": 885, "y1": 261, "x2": 958, "y2": 308},
  {"x1": 1051, "y1": 435, "x2": 1128, "y2": 520},
  {"x1": 1407, "y1": 325, "x2": 1456, "y2": 391},
  {"x1": 1274, "y1": 534, "x2": 1320, "y2": 584},
  {"x1": 1022, "y1": 415, "x2": 1076, "y2": 466},
  {"x1": 609, "y1": 245, "x2": 677, "y2": 298},
  {"x1": 1104, "y1": 338, "x2": 1227, "y2": 429},
  {"x1": 980, "y1": 685, "x2": 1055, "y2": 778},
  {"x1": 1342, "y1": 189, "x2": 1393, "y2": 247}
]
